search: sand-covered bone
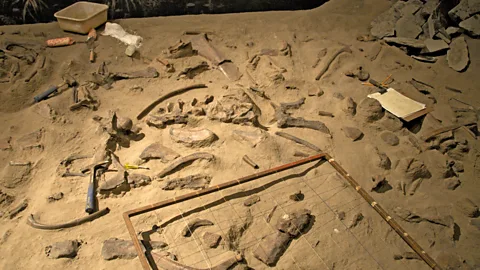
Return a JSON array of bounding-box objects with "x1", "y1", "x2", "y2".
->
[
  {"x1": 170, "y1": 127, "x2": 217, "y2": 147},
  {"x1": 181, "y1": 218, "x2": 214, "y2": 237}
]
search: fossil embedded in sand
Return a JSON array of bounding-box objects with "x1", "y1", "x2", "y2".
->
[
  {"x1": 139, "y1": 143, "x2": 180, "y2": 162},
  {"x1": 169, "y1": 127, "x2": 217, "y2": 147},
  {"x1": 181, "y1": 218, "x2": 214, "y2": 237},
  {"x1": 162, "y1": 174, "x2": 212, "y2": 190}
]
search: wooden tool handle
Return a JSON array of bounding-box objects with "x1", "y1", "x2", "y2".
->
[{"x1": 89, "y1": 50, "x2": 95, "y2": 63}]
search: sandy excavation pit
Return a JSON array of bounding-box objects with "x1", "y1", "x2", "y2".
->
[{"x1": 1, "y1": 0, "x2": 480, "y2": 269}]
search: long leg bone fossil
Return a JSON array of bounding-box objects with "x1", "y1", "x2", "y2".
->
[{"x1": 155, "y1": 152, "x2": 215, "y2": 179}]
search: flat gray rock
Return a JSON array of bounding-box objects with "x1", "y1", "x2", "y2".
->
[
  {"x1": 276, "y1": 209, "x2": 312, "y2": 237},
  {"x1": 253, "y1": 231, "x2": 291, "y2": 266},
  {"x1": 423, "y1": 39, "x2": 449, "y2": 53},
  {"x1": 449, "y1": 0, "x2": 480, "y2": 23},
  {"x1": 45, "y1": 240, "x2": 80, "y2": 259},
  {"x1": 370, "y1": 2, "x2": 406, "y2": 38},
  {"x1": 380, "y1": 131, "x2": 399, "y2": 146},
  {"x1": 395, "y1": 14, "x2": 422, "y2": 38},
  {"x1": 102, "y1": 238, "x2": 167, "y2": 260},
  {"x1": 446, "y1": 26, "x2": 463, "y2": 36},
  {"x1": 379, "y1": 112, "x2": 403, "y2": 131},
  {"x1": 202, "y1": 232, "x2": 221, "y2": 248},
  {"x1": 460, "y1": 14, "x2": 480, "y2": 37},
  {"x1": 342, "y1": 126, "x2": 363, "y2": 141},
  {"x1": 447, "y1": 37, "x2": 470, "y2": 72},
  {"x1": 384, "y1": 37, "x2": 426, "y2": 49},
  {"x1": 357, "y1": 98, "x2": 384, "y2": 122}
]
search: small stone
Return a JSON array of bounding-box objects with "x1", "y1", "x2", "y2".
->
[
  {"x1": 202, "y1": 232, "x2": 221, "y2": 248},
  {"x1": 357, "y1": 98, "x2": 384, "y2": 122},
  {"x1": 455, "y1": 198, "x2": 479, "y2": 218},
  {"x1": 423, "y1": 39, "x2": 449, "y2": 53},
  {"x1": 307, "y1": 86, "x2": 324, "y2": 97},
  {"x1": 45, "y1": 240, "x2": 80, "y2": 259},
  {"x1": 289, "y1": 191, "x2": 304, "y2": 201},
  {"x1": 127, "y1": 174, "x2": 151, "y2": 188},
  {"x1": 444, "y1": 177, "x2": 461, "y2": 190},
  {"x1": 347, "y1": 213, "x2": 363, "y2": 228},
  {"x1": 244, "y1": 195, "x2": 260, "y2": 207},
  {"x1": 342, "y1": 97, "x2": 357, "y2": 116},
  {"x1": 276, "y1": 209, "x2": 312, "y2": 237},
  {"x1": 342, "y1": 126, "x2": 363, "y2": 141},
  {"x1": 447, "y1": 37, "x2": 470, "y2": 72},
  {"x1": 125, "y1": 45, "x2": 136, "y2": 56},
  {"x1": 379, "y1": 112, "x2": 403, "y2": 131},
  {"x1": 459, "y1": 14, "x2": 480, "y2": 37},
  {"x1": 47, "y1": 192, "x2": 64, "y2": 203},
  {"x1": 333, "y1": 92, "x2": 345, "y2": 100},
  {"x1": 337, "y1": 211, "x2": 346, "y2": 220},
  {"x1": 380, "y1": 131, "x2": 399, "y2": 146}
]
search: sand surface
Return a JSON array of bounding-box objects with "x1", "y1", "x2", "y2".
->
[{"x1": 1, "y1": 0, "x2": 480, "y2": 269}]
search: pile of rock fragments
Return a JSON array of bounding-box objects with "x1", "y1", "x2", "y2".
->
[{"x1": 369, "y1": 0, "x2": 479, "y2": 71}]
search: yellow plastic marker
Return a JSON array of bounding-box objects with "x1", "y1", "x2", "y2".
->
[{"x1": 124, "y1": 163, "x2": 150, "y2": 170}]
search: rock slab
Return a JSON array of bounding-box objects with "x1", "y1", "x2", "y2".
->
[
  {"x1": 276, "y1": 209, "x2": 312, "y2": 237},
  {"x1": 447, "y1": 37, "x2": 469, "y2": 72},
  {"x1": 102, "y1": 238, "x2": 167, "y2": 260},
  {"x1": 459, "y1": 14, "x2": 480, "y2": 37},
  {"x1": 380, "y1": 131, "x2": 399, "y2": 146},
  {"x1": 342, "y1": 126, "x2": 363, "y2": 141},
  {"x1": 253, "y1": 231, "x2": 291, "y2": 266},
  {"x1": 46, "y1": 240, "x2": 80, "y2": 259},
  {"x1": 202, "y1": 232, "x2": 221, "y2": 248}
]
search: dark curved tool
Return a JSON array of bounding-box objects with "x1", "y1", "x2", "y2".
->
[{"x1": 85, "y1": 161, "x2": 109, "y2": 214}]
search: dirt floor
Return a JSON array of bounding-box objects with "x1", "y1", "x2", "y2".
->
[{"x1": 1, "y1": 0, "x2": 480, "y2": 269}]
